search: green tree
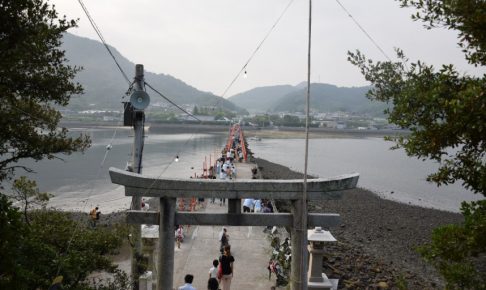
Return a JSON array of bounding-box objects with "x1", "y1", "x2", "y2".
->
[
  {"x1": 282, "y1": 115, "x2": 302, "y2": 127},
  {"x1": 2, "y1": 178, "x2": 131, "y2": 289},
  {"x1": 0, "y1": 1, "x2": 129, "y2": 288},
  {"x1": 0, "y1": 196, "x2": 130, "y2": 289},
  {"x1": 11, "y1": 176, "x2": 52, "y2": 225},
  {"x1": 0, "y1": 195, "x2": 27, "y2": 288},
  {"x1": 0, "y1": 0, "x2": 90, "y2": 182},
  {"x1": 348, "y1": 1, "x2": 486, "y2": 288}
]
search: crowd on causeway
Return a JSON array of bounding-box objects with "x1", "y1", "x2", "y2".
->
[
  {"x1": 177, "y1": 230, "x2": 235, "y2": 290},
  {"x1": 175, "y1": 126, "x2": 276, "y2": 290}
]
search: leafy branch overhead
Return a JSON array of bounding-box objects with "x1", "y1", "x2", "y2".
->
[
  {"x1": 0, "y1": 0, "x2": 91, "y2": 182},
  {"x1": 349, "y1": 1, "x2": 486, "y2": 288},
  {"x1": 348, "y1": 49, "x2": 485, "y2": 195}
]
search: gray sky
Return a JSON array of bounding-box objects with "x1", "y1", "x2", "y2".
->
[{"x1": 51, "y1": 0, "x2": 485, "y2": 97}]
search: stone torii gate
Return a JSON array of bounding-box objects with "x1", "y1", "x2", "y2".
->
[{"x1": 109, "y1": 167, "x2": 359, "y2": 290}]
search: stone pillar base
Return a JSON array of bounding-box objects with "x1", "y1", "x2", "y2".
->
[
  {"x1": 308, "y1": 273, "x2": 334, "y2": 290},
  {"x1": 140, "y1": 271, "x2": 153, "y2": 290}
]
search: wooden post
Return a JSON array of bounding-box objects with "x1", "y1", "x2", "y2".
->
[
  {"x1": 131, "y1": 64, "x2": 145, "y2": 290},
  {"x1": 158, "y1": 197, "x2": 176, "y2": 290}
]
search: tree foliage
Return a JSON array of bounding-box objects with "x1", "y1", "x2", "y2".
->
[
  {"x1": 418, "y1": 200, "x2": 486, "y2": 289},
  {"x1": 11, "y1": 176, "x2": 52, "y2": 225},
  {"x1": 348, "y1": 0, "x2": 486, "y2": 288},
  {"x1": 0, "y1": 1, "x2": 129, "y2": 288},
  {"x1": 0, "y1": 0, "x2": 90, "y2": 182},
  {"x1": 0, "y1": 195, "x2": 130, "y2": 290},
  {"x1": 349, "y1": 49, "x2": 485, "y2": 194}
]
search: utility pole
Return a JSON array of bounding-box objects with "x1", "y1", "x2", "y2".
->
[{"x1": 127, "y1": 64, "x2": 150, "y2": 290}]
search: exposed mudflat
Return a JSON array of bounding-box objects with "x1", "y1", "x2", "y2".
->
[{"x1": 255, "y1": 157, "x2": 463, "y2": 289}]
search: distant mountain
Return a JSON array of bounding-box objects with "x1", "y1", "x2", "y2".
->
[
  {"x1": 61, "y1": 33, "x2": 245, "y2": 113},
  {"x1": 230, "y1": 83, "x2": 388, "y2": 116},
  {"x1": 228, "y1": 85, "x2": 297, "y2": 113}
]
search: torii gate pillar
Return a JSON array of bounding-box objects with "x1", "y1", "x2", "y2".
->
[{"x1": 158, "y1": 197, "x2": 176, "y2": 289}]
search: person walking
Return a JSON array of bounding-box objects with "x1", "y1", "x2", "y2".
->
[
  {"x1": 175, "y1": 225, "x2": 184, "y2": 249},
  {"x1": 207, "y1": 278, "x2": 219, "y2": 290},
  {"x1": 89, "y1": 207, "x2": 99, "y2": 228},
  {"x1": 208, "y1": 259, "x2": 219, "y2": 279},
  {"x1": 254, "y1": 199, "x2": 262, "y2": 213},
  {"x1": 178, "y1": 274, "x2": 197, "y2": 290},
  {"x1": 219, "y1": 245, "x2": 235, "y2": 290},
  {"x1": 218, "y1": 227, "x2": 229, "y2": 254}
]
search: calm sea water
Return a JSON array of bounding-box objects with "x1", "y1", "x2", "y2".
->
[
  {"x1": 15, "y1": 128, "x2": 227, "y2": 212},
  {"x1": 13, "y1": 127, "x2": 481, "y2": 213},
  {"x1": 249, "y1": 137, "x2": 481, "y2": 212}
]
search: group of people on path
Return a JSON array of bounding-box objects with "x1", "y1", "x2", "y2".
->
[
  {"x1": 242, "y1": 198, "x2": 273, "y2": 214},
  {"x1": 178, "y1": 227, "x2": 235, "y2": 290},
  {"x1": 216, "y1": 156, "x2": 237, "y2": 181}
]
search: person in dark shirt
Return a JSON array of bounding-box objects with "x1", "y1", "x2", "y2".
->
[{"x1": 219, "y1": 245, "x2": 235, "y2": 290}]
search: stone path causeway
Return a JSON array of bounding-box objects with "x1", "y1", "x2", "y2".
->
[{"x1": 172, "y1": 162, "x2": 276, "y2": 290}]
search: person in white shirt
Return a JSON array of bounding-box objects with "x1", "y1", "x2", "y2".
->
[
  {"x1": 208, "y1": 259, "x2": 219, "y2": 279},
  {"x1": 178, "y1": 274, "x2": 196, "y2": 290},
  {"x1": 175, "y1": 225, "x2": 185, "y2": 248},
  {"x1": 243, "y1": 198, "x2": 254, "y2": 212},
  {"x1": 254, "y1": 199, "x2": 262, "y2": 213},
  {"x1": 219, "y1": 168, "x2": 227, "y2": 180}
]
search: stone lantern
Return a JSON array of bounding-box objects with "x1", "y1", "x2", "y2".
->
[{"x1": 307, "y1": 227, "x2": 337, "y2": 290}]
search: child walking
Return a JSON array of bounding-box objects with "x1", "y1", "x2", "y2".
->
[{"x1": 208, "y1": 259, "x2": 219, "y2": 279}]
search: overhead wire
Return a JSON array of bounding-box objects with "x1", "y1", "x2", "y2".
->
[
  {"x1": 77, "y1": 0, "x2": 131, "y2": 84},
  {"x1": 297, "y1": 0, "x2": 312, "y2": 287},
  {"x1": 334, "y1": 0, "x2": 392, "y2": 61},
  {"x1": 219, "y1": 0, "x2": 296, "y2": 99},
  {"x1": 76, "y1": 0, "x2": 202, "y2": 193},
  {"x1": 78, "y1": 0, "x2": 200, "y2": 122},
  {"x1": 54, "y1": 86, "x2": 134, "y2": 277},
  {"x1": 75, "y1": 0, "x2": 204, "y2": 220},
  {"x1": 144, "y1": 82, "x2": 202, "y2": 122},
  {"x1": 129, "y1": 132, "x2": 199, "y2": 209}
]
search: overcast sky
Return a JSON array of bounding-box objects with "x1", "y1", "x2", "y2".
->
[{"x1": 50, "y1": 0, "x2": 485, "y2": 97}]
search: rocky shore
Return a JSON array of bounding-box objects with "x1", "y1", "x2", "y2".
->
[{"x1": 255, "y1": 157, "x2": 463, "y2": 289}]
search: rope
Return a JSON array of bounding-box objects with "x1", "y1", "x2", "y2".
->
[
  {"x1": 54, "y1": 87, "x2": 134, "y2": 277},
  {"x1": 79, "y1": 0, "x2": 201, "y2": 122},
  {"x1": 299, "y1": 0, "x2": 312, "y2": 287},
  {"x1": 219, "y1": 0, "x2": 296, "y2": 99},
  {"x1": 77, "y1": 0, "x2": 131, "y2": 84},
  {"x1": 334, "y1": 0, "x2": 392, "y2": 61},
  {"x1": 144, "y1": 82, "x2": 202, "y2": 122}
]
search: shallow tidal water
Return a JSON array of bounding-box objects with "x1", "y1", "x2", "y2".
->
[{"x1": 11, "y1": 127, "x2": 481, "y2": 213}]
